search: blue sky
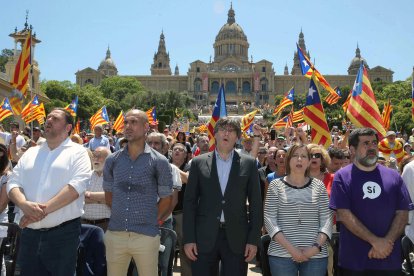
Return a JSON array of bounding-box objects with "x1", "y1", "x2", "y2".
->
[{"x1": 1, "y1": 0, "x2": 413, "y2": 83}]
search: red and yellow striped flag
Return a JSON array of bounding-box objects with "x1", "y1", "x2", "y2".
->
[
  {"x1": 346, "y1": 64, "x2": 386, "y2": 139},
  {"x1": 273, "y1": 87, "x2": 294, "y2": 115},
  {"x1": 11, "y1": 31, "x2": 31, "y2": 98},
  {"x1": 381, "y1": 99, "x2": 392, "y2": 131},
  {"x1": 23, "y1": 102, "x2": 45, "y2": 124},
  {"x1": 292, "y1": 108, "x2": 304, "y2": 123},
  {"x1": 21, "y1": 95, "x2": 40, "y2": 120},
  {"x1": 241, "y1": 110, "x2": 258, "y2": 132},
  {"x1": 73, "y1": 120, "x2": 80, "y2": 135},
  {"x1": 0, "y1": 98, "x2": 14, "y2": 122},
  {"x1": 113, "y1": 111, "x2": 125, "y2": 133},
  {"x1": 342, "y1": 92, "x2": 352, "y2": 113},
  {"x1": 303, "y1": 73, "x2": 332, "y2": 149},
  {"x1": 90, "y1": 106, "x2": 110, "y2": 130}
]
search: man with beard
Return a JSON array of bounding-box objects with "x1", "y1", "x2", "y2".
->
[
  {"x1": 7, "y1": 108, "x2": 91, "y2": 275},
  {"x1": 329, "y1": 128, "x2": 411, "y2": 275}
]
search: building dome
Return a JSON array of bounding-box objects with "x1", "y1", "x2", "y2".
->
[
  {"x1": 213, "y1": 4, "x2": 249, "y2": 63},
  {"x1": 348, "y1": 45, "x2": 369, "y2": 75},
  {"x1": 98, "y1": 47, "x2": 118, "y2": 76}
]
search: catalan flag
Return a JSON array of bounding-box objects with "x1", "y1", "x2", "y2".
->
[
  {"x1": 342, "y1": 92, "x2": 352, "y2": 113},
  {"x1": 23, "y1": 102, "x2": 46, "y2": 124},
  {"x1": 0, "y1": 98, "x2": 14, "y2": 121},
  {"x1": 292, "y1": 108, "x2": 304, "y2": 123},
  {"x1": 11, "y1": 31, "x2": 31, "y2": 98},
  {"x1": 297, "y1": 44, "x2": 336, "y2": 96},
  {"x1": 9, "y1": 95, "x2": 23, "y2": 115},
  {"x1": 241, "y1": 109, "x2": 258, "y2": 133},
  {"x1": 272, "y1": 114, "x2": 289, "y2": 129},
  {"x1": 303, "y1": 74, "x2": 332, "y2": 149},
  {"x1": 207, "y1": 84, "x2": 227, "y2": 151},
  {"x1": 273, "y1": 87, "x2": 294, "y2": 115},
  {"x1": 346, "y1": 63, "x2": 386, "y2": 139},
  {"x1": 73, "y1": 120, "x2": 80, "y2": 135},
  {"x1": 146, "y1": 107, "x2": 158, "y2": 126},
  {"x1": 65, "y1": 96, "x2": 78, "y2": 117},
  {"x1": 381, "y1": 99, "x2": 392, "y2": 131},
  {"x1": 90, "y1": 106, "x2": 110, "y2": 130},
  {"x1": 113, "y1": 111, "x2": 125, "y2": 133},
  {"x1": 21, "y1": 95, "x2": 40, "y2": 119},
  {"x1": 286, "y1": 107, "x2": 294, "y2": 129},
  {"x1": 325, "y1": 87, "x2": 342, "y2": 105}
]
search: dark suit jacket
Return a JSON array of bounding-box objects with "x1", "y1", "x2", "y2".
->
[{"x1": 183, "y1": 150, "x2": 262, "y2": 254}]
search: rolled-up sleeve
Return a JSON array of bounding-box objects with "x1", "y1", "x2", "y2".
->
[
  {"x1": 264, "y1": 180, "x2": 281, "y2": 238},
  {"x1": 7, "y1": 159, "x2": 23, "y2": 195},
  {"x1": 156, "y1": 157, "x2": 173, "y2": 198}
]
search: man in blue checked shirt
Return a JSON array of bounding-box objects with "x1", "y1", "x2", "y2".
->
[{"x1": 103, "y1": 109, "x2": 173, "y2": 276}]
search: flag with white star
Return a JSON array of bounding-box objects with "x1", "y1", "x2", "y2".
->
[
  {"x1": 346, "y1": 63, "x2": 386, "y2": 139},
  {"x1": 0, "y1": 98, "x2": 14, "y2": 121},
  {"x1": 303, "y1": 74, "x2": 332, "y2": 149},
  {"x1": 207, "y1": 84, "x2": 227, "y2": 151}
]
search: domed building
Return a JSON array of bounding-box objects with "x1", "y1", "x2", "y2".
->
[{"x1": 75, "y1": 4, "x2": 393, "y2": 110}]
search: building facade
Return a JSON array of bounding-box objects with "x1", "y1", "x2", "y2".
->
[{"x1": 76, "y1": 4, "x2": 393, "y2": 107}]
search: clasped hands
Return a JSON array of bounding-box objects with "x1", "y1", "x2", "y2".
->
[
  {"x1": 368, "y1": 238, "x2": 394, "y2": 259},
  {"x1": 290, "y1": 246, "x2": 319, "y2": 263},
  {"x1": 19, "y1": 201, "x2": 48, "y2": 228}
]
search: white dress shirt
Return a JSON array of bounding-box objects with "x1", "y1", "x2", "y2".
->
[{"x1": 7, "y1": 138, "x2": 91, "y2": 229}]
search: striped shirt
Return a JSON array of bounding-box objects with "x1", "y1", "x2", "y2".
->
[{"x1": 264, "y1": 177, "x2": 332, "y2": 258}]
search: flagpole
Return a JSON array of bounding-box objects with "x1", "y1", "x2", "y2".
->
[{"x1": 29, "y1": 29, "x2": 34, "y2": 135}]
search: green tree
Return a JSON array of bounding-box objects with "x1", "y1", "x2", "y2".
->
[
  {"x1": 0, "y1": 49, "x2": 13, "y2": 73},
  {"x1": 99, "y1": 76, "x2": 145, "y2": 103}
]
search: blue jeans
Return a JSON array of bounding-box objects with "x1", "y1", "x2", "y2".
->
[
  {"x1": 269, "y1": 256, "x2": 328, "y2": 276},
  {"x1": 159, "y1": 218, "x2": 173, "y2": 276},
  {"x1": 17, "y1": 218, "x2": 81, "y2": 276}
]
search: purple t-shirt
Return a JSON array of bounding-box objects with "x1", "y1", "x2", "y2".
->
[{"x1": 330, "y1": 164, "x2": 411, "y2": 271}]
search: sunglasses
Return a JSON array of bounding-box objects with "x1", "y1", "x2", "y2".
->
[{"x1": 311, "y1": 153, "x2": 322, "y2": 159}]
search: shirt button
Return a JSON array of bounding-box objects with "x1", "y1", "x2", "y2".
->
[
  {"x1": 125, "y1": 219, "x2": 128, "y2": 221},
  {"x1": 131, "y1": 166, "x2": 133, "y2": 169},
  {"x1": 127, "y1": 197, "x2": 129, "y2": 200},
  {"x1": 129, "y1": 176, "x2": 132, "y2": 179},
  {"x1": 126, "y1": 208, "x2": 129, "y2": 211},
  {"x1": 128, "y1": 186, "x2": 131, "y2": 190}
]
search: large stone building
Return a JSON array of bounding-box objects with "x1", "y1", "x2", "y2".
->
[{"x1": 76, "y1": 4, "x2": 393, "y2": 107}]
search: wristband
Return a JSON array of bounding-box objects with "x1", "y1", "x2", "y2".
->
[{"x1": 312, "y1": 242, "x2": 322, "y2": 252}]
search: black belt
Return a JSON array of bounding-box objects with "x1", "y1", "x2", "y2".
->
[
  {"x1": 219, "y1": 222, "x2": 226, "y2": 229},
  {"x1": 81, "y1": 218, "x2": 110, "y2": 225},
  {"x1": 34, "y1": 217, "x2": 80, "y2": 232}
]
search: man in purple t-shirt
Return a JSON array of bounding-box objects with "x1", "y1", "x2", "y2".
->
[{"x1": 330, "y1": 127, "x2": 411, "y2": 275}]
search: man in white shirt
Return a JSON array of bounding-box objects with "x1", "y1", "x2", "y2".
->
[
  {"x1": 7, "y1": 108, "x2": 91, "y2": 276},
  {"x1": 82, "y1": 146, "x2": 111, "y2": 231}
]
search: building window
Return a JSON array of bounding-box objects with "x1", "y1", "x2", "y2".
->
[
  {"x1": 226, "y1": 80, "x2": 236, "y2": 94},
  {"x1": 211, "y1": 81, "x2": 219, "y2": 94},
  {"x1": 194, "y1": 78, "x2": 202, "y2": 92},
  {"x1": 374, "y1": 77, "x2": 382, "y2": 82},
  {"x1": 262, "y1": 66, "x2": 266, "y2": 72},
  {"x1": 85, "y1": 79, "x2": 94, "y2": 84},
  {"x1": 260, "y1": 77, "x2": 268, "y2": 92},
  {"x1": 242, "y1": 81, "x2": 251, "y2": 93},
  {"x1": 196, "y1": 67, "x2": 200, "y2": 73},
  {"x1": 158, "y1": 62, "x2": 162, "y2": 68}
]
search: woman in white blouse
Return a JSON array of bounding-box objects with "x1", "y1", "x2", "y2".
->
[{"x1": 264, "y1": 144, "x2": 332, "y2": 276}]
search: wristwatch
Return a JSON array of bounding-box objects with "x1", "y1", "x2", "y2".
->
[{"x1": 312, "y1": 242, "x2": 322, "y2": 252}]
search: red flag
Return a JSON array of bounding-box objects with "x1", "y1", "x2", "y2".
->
[
  {"x1": 346, "y1": 64, "x2": 386, "y2": 139},
  {"x1": 11, "y1": 31, "x2": 31, "y2": 98}
]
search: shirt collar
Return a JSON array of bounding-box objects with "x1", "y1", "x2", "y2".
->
[{"x1": 215, "y1": 149, "x2": 234, "y2": 162}]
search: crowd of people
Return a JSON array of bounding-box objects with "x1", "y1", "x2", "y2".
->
[{"x1": 1, "y1": 109, "x2": 414, "y2": 276}]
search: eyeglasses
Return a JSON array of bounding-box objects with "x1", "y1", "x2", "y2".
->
[
  {"x1": 311, "y1": 153, "x2": 322, "y2": 159},
  {"x1": 173, "y1": 147, "x2": 185, "y2": 152},
  {"x1": 218, "y1": 127, "x2": 236, "y2": 133}
]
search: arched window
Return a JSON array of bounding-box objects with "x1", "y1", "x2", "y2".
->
[
  {"x1": 226, "y1": 80, "x2": 236, "y2": 94},
  {"x1": 242, "y1": 81, "x2": 251, "y2": 93},
  {"x1": 194, "y1": 78, "x2": 202, "y2": 92},
  {"x1": 260, "y1": 78, "x2": 268, "y2": 92},
  {"x1": 211, "y1": 81, "x2": 219, "y2": 94}
]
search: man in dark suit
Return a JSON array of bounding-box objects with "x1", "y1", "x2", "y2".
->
[{"x1": 183, "y1": 117, "x2": 262, "y2": 276}]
